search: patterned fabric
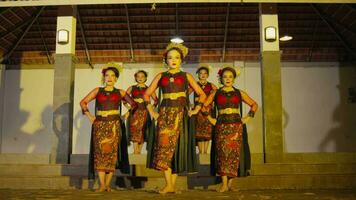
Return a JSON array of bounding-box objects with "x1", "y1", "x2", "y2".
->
[
  {"x1": 214, "y1": 88, "x2": 243, "y2": 177},
  {"x1": 215, "y1": 89, "x2": 242, "y2": 124},
  {"x1": 131, "y1": 85, "x2": 147, "y2": 109},
  {"x1": 195, "y1": 104, "x2": 213, "y2": 141},
  {"x1": 128, "y1": 85, "x2": 149, "y2": 144},
  {"x1": 152, "y1": 106, "x2": 184, "y2": 171},
  {"x1": 129, "y1": 108, "x2": 148, "y2": 144},
  {"x1": 93, "y1": 88, "x2": 122, "y2": 173},
  {"x1": 93, "y1": 119, "x2": 121, "y2": 172},
  {"x1": 159, "y1": 71, "x2": 188, "y2": 107},
  {"x1": 215, "y1": 122, "x2": 243, "y2": 177},
  {"x1": 194, "y1": 82, "x2": 214, "y2": 141},
  {"x1": 151, "y1": 71, "x2": 188, "y2": 171}
]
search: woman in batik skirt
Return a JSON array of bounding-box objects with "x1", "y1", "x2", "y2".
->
[
  {"x1": 143, "y1": 43, "x2": 206, "y2": 194},
  {"x1": 190, "y1": 64, "x2": 217, "y2": 154},
  {"x1": 205, "y1": 66, "x2": 258, "y2": 192},
  {"x1": 126, "y1": 70, "x2": 158, "y2": 154},
  {"x1": 80, "y1": 63, "x2": 137, "y2": 192}
]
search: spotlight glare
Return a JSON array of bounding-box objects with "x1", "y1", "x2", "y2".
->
[
  {"x1": 170, "y1": 37, "x2": 184, "y2": 44},
  {"x1": 280, "y1": 35, "x2": 293, "y2": 41}
]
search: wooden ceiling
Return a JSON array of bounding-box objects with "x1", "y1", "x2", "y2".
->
[{"x1": 0, "y1": 3, "x2": 355, "y2": 65}]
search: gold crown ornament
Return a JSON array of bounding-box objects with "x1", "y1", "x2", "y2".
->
[
  {"x1": 102, "y1": 62, "x2": 123, "y2": 74},
  {"x1": 218, "y1": 64, "x2": 241, "y2": 77},
  {"x1": 196, "y1": 63, "x2": 213, "y2": 74},
  {"x1": 164, "y1": 42, "x2": 189, "y2": 58}
]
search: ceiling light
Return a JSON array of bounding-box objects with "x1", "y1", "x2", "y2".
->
[
  {"x1": 170, "y1": 37, "x2": 184, "y2": 44},
  {"x1": 280, "y1": 35, "x2": 293, "y2": 41}
]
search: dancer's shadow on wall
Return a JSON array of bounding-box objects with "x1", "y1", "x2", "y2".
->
[
  {"x1": 52, "y1": 102, "x2": 73, "y2": 164},
  {"x1": 29, "y1": 105, "x2": 53, "y2": 153},
  {"x1": 6, "y1": 110, "x2": 30, "y2": 153},
  {"x1": 319, "y1": 101, "x2": 356, "y2": 152},
  {"x1": 73, "y1": 110, "x2": 91, "y2": 155},
  {"x1": 319, "y1": 77, "x2": 356, "y2": 152}
]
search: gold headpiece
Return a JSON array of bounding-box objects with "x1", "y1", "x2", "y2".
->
[
  {"x1": 218, "y1": 64, "x2": 241, "y2": 77},
  {"x1": 196, "y1": 63, "x2": 213, "y2": 74},
  {"x1": 165, "y1": 42, "x2": 189, "y2": 58},
  {"x1": 102, "y1": 62, "x2": 123, "y2": 74}
]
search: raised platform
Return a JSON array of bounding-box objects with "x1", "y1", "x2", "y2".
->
[{"x1": 0, "y1": 153, "x2": 355, "y2": 190}]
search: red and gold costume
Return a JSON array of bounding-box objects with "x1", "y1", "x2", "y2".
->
[
  {"x1": 81, "y1": 87, "x2": 136, "y2": 179},
  {"x1": 213, "y1": 88, "x2": 257, "y2": 177},
  {"x1": 147, "y1": 71, "x2": 198, "y2": 173},
  {"x1": 194, "y1": 82, "x2": 214, "y2": 141},
  {"x1": 128, "y1": 85, "x2": 149, "y2": 144}
]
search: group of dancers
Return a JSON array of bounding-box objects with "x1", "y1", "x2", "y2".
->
[{"x1": 79, "y1": 42, "x2": 258, "y2": 194}]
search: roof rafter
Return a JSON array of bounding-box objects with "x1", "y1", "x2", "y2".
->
[
  {"x1": 77, "y1": 7, "x2": 93, "y2": 68},
  {"x1": 310, "y1": 4, "x2": 356, "y2": 59},
  {"x1": 222, "y1": 3, "x2": 230, "y2": 62},
  {"x1": 1, "y1": 7, "x2": 45, "y2": 63},
  {"x1": 125, "y1": 4, "x2": 135, "y2": 62}
]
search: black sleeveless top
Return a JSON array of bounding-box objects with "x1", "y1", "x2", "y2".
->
[
  {"x1": 159, "y1": 71, "x2": 188, "y2": 107},
  {"x1": 215, "y1": 88, "x2": 242, "y2": 123}
]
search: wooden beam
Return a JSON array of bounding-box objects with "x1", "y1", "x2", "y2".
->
[
  {"x1": 9, "y1": 9, "x2": 23, "y2": 21},
  {"x1": 310, "y1": 4, "x2": 356, "y2": 57},
  {"x1": 221, "y1": 3, "x2": 230, "y2": 62},
  {"x1": 1, "y1": 0, "x2": 355, "y2": 7},
  {"x1": 308, "y1": 19, "x2": 319, "y2": 61},
  {"x1": 125, "y1": 4, "x2": 135, "y2": 62},
  {"x1": 0, "y1": 7, "x2": 11, "y2": 15},
  {"x1": 77, "y1": 8, "x2": 93, "y2": 68},
  {"x1": 175, "y1": 3, "x2": 179, "y2": 35},
  {"x1": 1, "y1": 7, "x2": 45, "y2": 63},
  {"x1": 36, "y1": 19, "x2": 52, "y2": 64}
]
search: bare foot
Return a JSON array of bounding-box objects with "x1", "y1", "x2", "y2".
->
[
  {"x1": 106, "y1": 186, "x2": 112, "y2": 192},
  {"x1": 158, "y1": 186, "x2": 174, "y2": 194},
  {"x1": 95, "y1": 186, "x2": 106, "y2": 192},
  {"x1": 173, "y1": 189, "x2": 182, "y2": 194},
  {"x1": 228, "y1": 179, "x2": 233, "y2": 188},
  {"x1": 216, "y1": 184, "x2": 229, "y2": 193}
]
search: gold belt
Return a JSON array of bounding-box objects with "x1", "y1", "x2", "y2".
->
[
  {"x1": 218, "y1": 108, "x2": 239, "y2": 115},
  {"x1": 97, "y1": 110, "x2": 119, "y2": 117},
  {"x1": 162, "y1": 92, "x2": 186, "y2": 100},
  {"x1": 134, "y1": 98, "x2": 144, "y2": 103}
]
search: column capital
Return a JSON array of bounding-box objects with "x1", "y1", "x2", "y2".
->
[{"x1": 55, "y1": 6, "x2": 77, "y2": 55}]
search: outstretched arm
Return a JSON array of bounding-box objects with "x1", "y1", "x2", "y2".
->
[
  {"x1": 80, "y1": 87, "x2": 99, "y2": 123},
  {"x1": 143, "y1": 73, "x2": 162, "y2": 120}
]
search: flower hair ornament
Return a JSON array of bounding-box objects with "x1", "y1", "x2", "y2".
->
[
  {"x1": 164, "y1": 42, "x2": 189, "y2": 58},
  {"x1": 217, "y1": 64, "x2": 241, "y2": 78}
]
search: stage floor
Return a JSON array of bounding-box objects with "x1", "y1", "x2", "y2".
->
[{"x1": 0, "y1": 189, "x2": 355, "y2": 200}]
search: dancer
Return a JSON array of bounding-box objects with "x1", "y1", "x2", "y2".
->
[
  {"x1": 206, "y1": 66, "x2": 258, "y2": 192},
  {"x1": 190, "y1": 64, "x2": 217, "y2": 154},
  {"x1": 126, "y1": 70, "x2": 158, "y2": 154},
  {"x1": 143, "y1": 43, "x2": 206, "y2": 194},
  {"x1": 80, "y1": 63, "x2": 137, "y2": 192}
]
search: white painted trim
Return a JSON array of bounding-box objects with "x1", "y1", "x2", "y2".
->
[{"x1": 1, "y1": 0, "x2": 355, "y2": 7}]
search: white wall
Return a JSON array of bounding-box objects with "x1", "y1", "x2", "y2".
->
[
  {"x1": 72, "y1": 62, "x2": 266, "y2": 154},
  {"x1": 282, "y1": 62, "x2": 356, "y2": 152},
  {"x1": 1, "y1": 69, "x2": 54, "y2": 153},
  {"x1": 2, "y1": 62, "x2": 354, "y2": 154}
]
